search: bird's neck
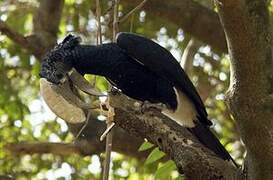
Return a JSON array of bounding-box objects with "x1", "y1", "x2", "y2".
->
[{"x1": 71, "y1": 43, "x2": 121, "y2": 76}]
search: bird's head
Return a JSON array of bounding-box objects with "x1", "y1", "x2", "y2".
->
[{"x1": 40, "y1": 34, "x2": 81, "y2": 84}]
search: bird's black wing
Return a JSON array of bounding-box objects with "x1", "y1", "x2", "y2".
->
[{"x1": 116, "y1": 32, "x2": 211, "y2": 126}]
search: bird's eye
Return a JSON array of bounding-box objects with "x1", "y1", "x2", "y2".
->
[{"x1": 56, "y1": 73, "x2": 64, "y2": 79}]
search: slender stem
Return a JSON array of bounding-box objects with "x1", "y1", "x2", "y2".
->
[
  {"x1": 0, "y1": 20, "x2": 31, "y2": 50},
  {"x1": 102, "y1": 1, "x2": 119, "y2": 180},
  {"x1": 96, "y1": 0, "x2": 102, "y2": 44},
  {"x1": 102, "y1": 107, "x2": 114, "y2": 180},
  {"x1": 93, "y1": 0, "x2": 102, "y2": 87},
  {"x1": 74, "y1": 111, "x2": 91, "y2": 140},
  {"x1": 112, "y1": 0, "x2": 119, "y2": 42},
  {"x1": 130, "y1": 14, "x2": 135, "y2": 32},
  {"x1": 119, "y1": 0, "x2": 147, "y2": 23},
  {"x1": 100, "y1": 122, "x2": 115, "y2": 141}
]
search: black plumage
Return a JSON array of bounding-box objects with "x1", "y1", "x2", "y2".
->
[
  {"x1": 71, "y1": 43, "x2": 177, "y2": 110},
  {"x1": 40, "y1": 33, "x2": 237, "y2": 166}
]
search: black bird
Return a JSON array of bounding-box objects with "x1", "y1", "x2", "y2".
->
[{"x1": 40, "y1": 33, "x2": 237, "y2": 166}]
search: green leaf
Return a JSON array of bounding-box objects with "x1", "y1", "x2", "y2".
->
[
  {"x1": 144, "y1": 147, "x2": 165, "y2": 165},
  {"x1": 155, "y1": 160, "x2": 176, "y2": 180},
  {"x1": 138, "y1": 141, "x2": 154, "y2": 152}
]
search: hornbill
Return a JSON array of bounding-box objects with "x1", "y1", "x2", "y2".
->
[{"x1": 40, "y1": 33, "x2": 237, "y2": 166}]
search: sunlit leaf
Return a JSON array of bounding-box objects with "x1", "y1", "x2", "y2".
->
[
  {"x1": 138, "y1": 141, "x2": 154, "y2": 151},
  {"x1": 155, "y1": 160, "x2": 176, "y2": 180},
  {"x1": 144, "y1": 147, "x2": 165, "y2": 165}
]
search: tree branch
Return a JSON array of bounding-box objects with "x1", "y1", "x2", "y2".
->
[
  {"x1": 0, "y1": 0, "x2": 64, "y2": 59},
  {"x1": 3, "y1": 0, "x2": 228, "y2": 57},
  {"x1": 68, "y1": 115, "x2": 150, "y2": 160},
  {"x1": 5, "y1": 142, "x2": 86, "y2": 156},
  {"x1": 33, "y1": 0, "x2": 64, "y2": 37},
  {"x1": 109, "y1": 93, "x2": 243, "y2": 179},
  {"x1": 30, "y1": 0, "x2": 65, "y2": 58},
  {"x1": 181, "y1": 38, "x2": 202, "y2": 75},
  {"x1": 0, "y1": 20, "x2": 28, "y2": 47},
  {"x1": 5, "y1": 113, "x2": 150, "y2": 159},
  {"x1": 180, "y1": 39, "x2": 215, "y2": 101},
  {"x1": 124, "y1": 0, "x2": 227, "y2": 53},
  {"x1": 6, "y1": 119, "x2": 150, "y2": 160},
  {"x1": 0, "y1": 20, "x2": 41, "y2": 56},
  {"x1": 216, "y1": 0, "x2": 273, "y2": 178}
]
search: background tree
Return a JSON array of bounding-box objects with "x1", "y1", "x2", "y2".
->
[{"x1": 0, "y1": 0, "x2": 272, "y2": 179}]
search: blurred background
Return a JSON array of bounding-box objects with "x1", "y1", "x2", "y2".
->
[{"x1": 0, "y1": 0, "x2": 261, "y2": 179}]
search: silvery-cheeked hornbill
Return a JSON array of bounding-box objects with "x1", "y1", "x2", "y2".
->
[{"x1": 40, "y1": 33, "x2": 237, "y2": 166}]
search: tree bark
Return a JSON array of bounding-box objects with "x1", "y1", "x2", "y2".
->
[
  {"x1": 6, "y1": 116, "x2": 150, "y2": 159},
  {"x1": 216, "y1": 0, "x2": 273, "y2": 179},
  {"x1": 68, "y1": 115, "x2": 150, "y2": 159},
  {"x1": 109, "y1": 93, "x2": 243, "y2": 179}
]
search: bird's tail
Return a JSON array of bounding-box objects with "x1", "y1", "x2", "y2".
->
[{"x1": 188, "y1": 119, "x2": 238, "y2": 167}]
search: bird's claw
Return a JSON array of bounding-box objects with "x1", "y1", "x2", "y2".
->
[{"x1": 140, "y1": 101, "x2": 166, "y2": 113}]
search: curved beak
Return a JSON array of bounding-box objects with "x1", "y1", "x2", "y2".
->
[{"x1": 68, "y1": 68, "x2": 106, "y2": 97}]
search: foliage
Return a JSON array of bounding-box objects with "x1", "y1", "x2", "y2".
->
[
  {"x1": 138, "y1": 141, "x2": 180, "y2": 179},
  {"x1": 2, "y1": 0, "x2": 271, "y2": 179}
]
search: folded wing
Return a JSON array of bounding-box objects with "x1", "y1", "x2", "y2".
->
[{"x1": 116, "y1": 32, "x2": 211, "y2": 126}]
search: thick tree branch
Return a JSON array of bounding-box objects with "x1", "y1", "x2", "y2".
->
[
  {"x1": 180, "y1": 39, "x2": 212, "y2": 101},
  {"x1": 30, "y1": 0, "x2": 65, "y2": 58},
  {"x1": 0, "y1": 0, "x2": 64, "y2": 58},
  {"x1": 0, "y1": 175, "x2": 12, "y2": 180},
  {"x1": 181, "y1": 38, "x2": 202, "y2": 76},
  {"x1": 0, "y1": 20, "x2": 41, "y2": 57},
  {"x1": 5, "y1": 142, "x2": 86, "y2": 156},
  {"x1": 0, "y1": 20, "x2": 29, "y2": 47},
  {"x1": 125, "y1": 0, "x2": 227, "y2": 53},
  {"x1": 68, "y1": 115, "x2": 150, "y2": 159},
  {"x1": 5, "y1": 117, "x2": 150, "y2": 159},
  {"x1": 109, "y1": 93, "x2": 243, "y2": 179},
  {"x1": 180, "y1": 39, "x2": 215, "y2": 101},
  {"x1": 33, "y1": 0, "x2": 64, "y2": 37},
  {"x1": 216, "y1": 0, "x2": 273, "y2": 179}
]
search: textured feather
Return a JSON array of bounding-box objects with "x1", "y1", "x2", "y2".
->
[
  {"x1": 116, "y1": 32, "x2": 211, "y2": 126},
  {"x1": 189, "y1": 121, "x2": 238, "y2": 167}
]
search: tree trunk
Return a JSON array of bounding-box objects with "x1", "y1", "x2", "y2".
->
[{"x1": 216, "y1": 0, "x2": 273, "y2": 179}]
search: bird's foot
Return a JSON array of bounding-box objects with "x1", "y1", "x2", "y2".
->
[{"x1": 140, "y1": 101, "x2": 166, "y2": 113}]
